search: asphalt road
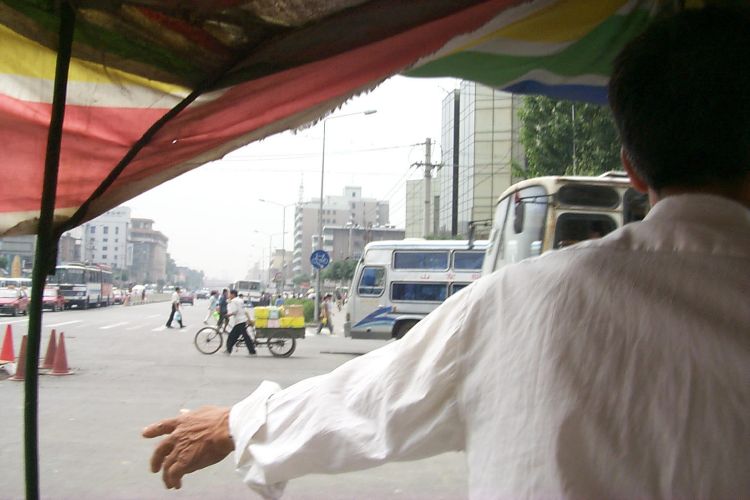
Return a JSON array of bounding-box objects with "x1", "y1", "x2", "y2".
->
[{"x1": 0, "y1": 300, "x2": 467, "y2": 500}]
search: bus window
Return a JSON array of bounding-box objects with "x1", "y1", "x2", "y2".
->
[
  {"x1": 450, "y1": 282, "x2": 470, "y2": 295},
  {"x1": 393, "y1": 251, "x2": 449, "y2": 270},
  {"x1": 557, "y1": 184, "x2": 620, "y2": 208},
  {"x1": 623, "y1": 188, "x2": 650, "y2": 224},
  {"x1": 554, "y1": 213, "x2": 617, "y2": 248},
  {"x1": 506, "y1": 186, "x2": 548, "y2": 263},
  {"x1": 453, "y1": 251, "x2": 485, "y2": 270},
  {"x1": 391, "y1": 282, "x2": 447, "y2": 302},
  {"x1": 358, "y1": 266, "x2": 385, "y2": 296}
]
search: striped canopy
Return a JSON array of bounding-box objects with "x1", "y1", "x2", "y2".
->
[{"x1": 0, "y1": 0, "x2": 663, "y2": 236}]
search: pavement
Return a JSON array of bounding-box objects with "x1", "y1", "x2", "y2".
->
[{"x1": 0, "y1": 300, "x2": 467, "y2": 499}]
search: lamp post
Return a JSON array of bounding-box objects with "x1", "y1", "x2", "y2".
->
[
  {"x1": 258, "y1": 198, "x2": 294, "y2": 293},
  {"x1": 253, "y1": 230, "x2": 281, "y2": 288},
  {"x1": 315, "y1": 109, "x2": 376, "y2": 326}
]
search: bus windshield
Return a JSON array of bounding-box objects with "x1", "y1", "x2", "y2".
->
[{"x1": 56, "y1": 268, "x2": 85, "y2": 284}]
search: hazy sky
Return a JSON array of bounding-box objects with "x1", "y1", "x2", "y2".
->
[{"x1": 127, "y1": 75, "x2": 459, "y2": 281}]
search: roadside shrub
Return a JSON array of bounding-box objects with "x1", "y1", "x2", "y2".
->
[{"x1": 284, "y1": 298, "x2": 314, "y2": 322}]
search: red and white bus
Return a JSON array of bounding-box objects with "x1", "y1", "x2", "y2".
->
[{"x1": 53, "y1": 263, "x2": 113, "y2": 309}]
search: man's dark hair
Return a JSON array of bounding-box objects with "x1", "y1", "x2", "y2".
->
[
  {"x1": 608, "y1": 7, "x2": 750, "y2": 191},
  {"x1": 230, "y1": 289, "x2": 238, "y2": 296},
  {"x1": 175, "y1": 287, "x2": 181, "y2": 292}
]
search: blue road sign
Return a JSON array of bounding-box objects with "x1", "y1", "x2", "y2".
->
[{"x1": 310, "y1": 250, "x2": 331, "y2": 270}]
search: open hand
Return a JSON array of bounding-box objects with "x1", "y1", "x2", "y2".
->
[{"x1": 142, "y1": 406, "x2": 234, "y2": 489}]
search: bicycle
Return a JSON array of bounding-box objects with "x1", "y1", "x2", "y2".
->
[{"x1": 194, "y1": 325, "x2": 296, "y2": 357}]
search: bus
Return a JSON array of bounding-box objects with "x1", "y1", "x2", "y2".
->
[
  {"x1": 482, "y1": 173, "x2": 649, "y2": 275},
  {"x1": 231, "y1": 280, "x2": 263, "y2": 306},
  {"x1": 0, "y1": 277, "x2": 32, "y2": 288},
  {"x1": 53, "y1": 263, "x2": 114, "y2": 309},
  {"x1": 344, "y1": 239, "x2": 489, "y2": 340}
]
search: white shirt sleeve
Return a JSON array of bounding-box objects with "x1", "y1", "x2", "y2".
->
[{"x1": 228, "y1": 288, "x2": 471, "y2": 498}]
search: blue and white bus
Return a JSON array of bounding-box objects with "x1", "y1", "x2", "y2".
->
[{"x1": 344, "y1": 239, "x2": 489, "y2": 340}]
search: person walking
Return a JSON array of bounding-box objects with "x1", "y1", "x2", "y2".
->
[
  {"x1": 203, "y1": 290, "x2": 218, "y2": 324},
  {"x1": 316, "y1": 293, "x2": 333, "y2": 335},
  {"x1": 224, "y1": 289, "x2": 256, "y2": 356},
  {"x1": 216, "y1": 288, "x2": 229, "y2": 332},
  {"x1": 165, "y1": 286, "x2": 184, "y2": 329}
]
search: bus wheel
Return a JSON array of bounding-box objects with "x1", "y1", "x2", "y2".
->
[{"x1": 393, "y1": 320, "x2": 418, "y2": 340}]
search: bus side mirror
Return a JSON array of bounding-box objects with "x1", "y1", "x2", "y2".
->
[{"x1": 513, "y1": 202, "x2": 525, "y2": 234}]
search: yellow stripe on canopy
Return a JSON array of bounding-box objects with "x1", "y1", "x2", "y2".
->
[
  {"x1": 453, "y1": 0, "x2": 630, "y2": 52},
  {"x1": 0, "y1": 24, "x2": 186, "y2": 95}
]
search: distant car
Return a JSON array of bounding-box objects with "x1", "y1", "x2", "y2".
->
[
  {"x1": 0, "y1": 287, "x2": 29, "y2": 316},
  {"x1": 195, "y1": 289, "x2": 210, "y2": 300},
  {"x1": 41, "y1": 287, "x2": 65, "y2": 312},
  {"x1": 179, "y1": 290, "x2": 195, "y2": 305}
]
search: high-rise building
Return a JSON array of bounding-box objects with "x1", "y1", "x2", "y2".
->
[
  {"x1": 81, "y1": 207, "x2": 132, "y2": 269},
  {"x1": 293, "y1": 186, "x2": 390, "y2": 277},
  {"x1": 129, "y1": 218, "x2": 168, "y2": 284},
  {"x1": 436, "y1": 82, "x2": 524, "y2": 237}
]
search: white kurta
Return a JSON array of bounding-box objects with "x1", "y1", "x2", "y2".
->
[{"x1": 229, "y1": 194, "x2": 750, "y2": 499}]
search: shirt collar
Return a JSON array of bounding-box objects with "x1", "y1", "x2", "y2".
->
[{"x1": 645, "y1": 193, "x2": 750, "y2": 227}]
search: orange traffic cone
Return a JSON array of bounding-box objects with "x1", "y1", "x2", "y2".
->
[
  {"x1": 9, "y1": 335, "x2": 27, "y2": 381},
  {"x1": 49, "y1": 332, "x2": 72, "y2": 376},
  {"x1": 0, "y1": 324, "x2": 14, "y2": 363},
  {"x1": 42, "y1": 329, "x2": 57, "y2": 370}
]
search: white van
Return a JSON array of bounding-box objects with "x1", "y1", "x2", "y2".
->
[
  {"x1": 482, "y1": 173, "x2": 649, "y2": 275},
  {"x1": 344, "y1": 239, "x2": 489, "y2": 340}
]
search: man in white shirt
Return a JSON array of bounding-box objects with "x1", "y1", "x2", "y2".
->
[
  {"x1": 143, "y1": 7, "x2": 749, "y2": 498},
  {"x1": 225, "y1": 289, "x2": 256, "y2": 356},
  {"x1": 165, "y1": 286, "x2": 183, "y2": 329}
]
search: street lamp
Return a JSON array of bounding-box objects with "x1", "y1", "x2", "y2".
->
[
  {"x1": 253, "y1": 230, "x2": 281, "y2": 287},
  {"x1": 258, "y1": 198, "x2": 295, "y2": 292},
  {"x1": 315, "y1": 109, "x2": 377, "y2": 325}
]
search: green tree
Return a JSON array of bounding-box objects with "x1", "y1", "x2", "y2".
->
[
  {"x1": 0, "y1": 255, "x2": 8, "y2": 271},
  {"x1": 517, "y1": 96, "x2": 621, "y2": 178},
  {"x1": 293, "y1": 274, "x2": 311, "y2": 286},
  {"x1": 320, "y1": 259, "x2": 357, "y2": 282}
]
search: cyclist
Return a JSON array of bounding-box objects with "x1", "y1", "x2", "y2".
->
[{"x1": 225, "y1": 289, "x2": 256, "y2": 356}]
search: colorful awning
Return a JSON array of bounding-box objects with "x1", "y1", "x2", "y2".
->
[{"x1": 0, "y1": 0, "x2": 661, "y2": 236}]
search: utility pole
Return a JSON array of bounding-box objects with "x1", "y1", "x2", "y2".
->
[
  {"x1": 423, "y1": 137, "x2": 432, "y2": 237},
  {"x1": 411, "y1": 138, "x2": 438, "y2": 238}
]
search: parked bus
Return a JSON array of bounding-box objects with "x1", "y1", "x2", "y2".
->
[
  {"x1": 482, "y1": 173, "x2": 649, "y2": 275},
  {"x1": 344, "y1": 239, "x2": 489, "y2": 340},
  {"x1": 52, "y1": 263, "x2": 113, "y2": 309},
  {"x1": 231, "y1": 280, "x2": 263, "y2": 306},
  {"x1": 0, "y1": 277, "x2": 32, "y2": 288}
]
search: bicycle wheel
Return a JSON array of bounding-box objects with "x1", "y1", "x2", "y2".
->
[
  {"x1": 266, "y1": 332, "x2": 296, "y2": 358},
  {"x1": 194, "y1": 327, "x2": 223, "y2": 354}
]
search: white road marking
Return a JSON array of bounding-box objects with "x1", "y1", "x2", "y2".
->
[
  {"x1": 0, "y1": 318, "x2": 29, "y2": 326},
  {"x1": 100, "y1": 322, "x2": 129, "y2": 330},
  {"x1": 152, "y1": 326, "x2": 167, "y2": 332},
  {"x1": 45, "y1": 320, "x2": 82, "y2": 328}
]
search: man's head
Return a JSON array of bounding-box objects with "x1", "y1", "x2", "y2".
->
[
  {"x1": 222, "y1": 289, "x2": 228, "y2": 296},
  {"x1": 175, "y1": 287, "x2": 181, "y2": 293},
  {"x1": 608, "y1": 7, "x2": 750, "y2": 196},
  {"x1": 229, "y1": 289, "x2": 238, "y2": 298}
]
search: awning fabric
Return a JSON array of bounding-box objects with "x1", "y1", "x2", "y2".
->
[{"x1": 0, "y1": 0, "x2": 659, "y2": 236}]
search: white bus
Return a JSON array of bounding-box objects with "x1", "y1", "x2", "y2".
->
[
  {"x1": 344, "y1": 239, "x2": 489, "y2": 340},
  {"x1": 482, "y1": 173, "x2": 649, "y2": 275},
  {"x1": 231, "y1": 280, "x2": 263, "y2": 306},
  {"x1": 53, "y1": 263, "x2": 113, "y2": 309}
]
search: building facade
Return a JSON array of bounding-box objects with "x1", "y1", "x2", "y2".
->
[
  {"x1": 436, "y1": 82, "x2": 524, "y2": 238},
  {"x1": 322, "y1": 225, "x2": 405, "y2": 262},
  {"x1": 129, "y1": 218, "x2": 168, "y2": 284},
  {"x1": 82, "y1": 207, "x2": 132, "y2": 269},
  {"x1": 293, "y1": 186, "x2": 390, "y2": 277},
  {"x1": 0, "y1": 235, "x2": 36, "y2": 275}
]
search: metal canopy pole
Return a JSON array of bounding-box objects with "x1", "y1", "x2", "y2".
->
[{"x1": 24, "y1": 3, "x2": 75, "y2": 499}]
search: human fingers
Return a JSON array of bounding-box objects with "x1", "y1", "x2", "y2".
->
[
  {"x1": 150, "y1": 437, "x2": 176, "y2": 473},
  {"x1": 162, "y1": 447, "x2": 182, "y2": 489},
  {"x1": 142, "y1": 417, "x2": 181, "y2": 438}
]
